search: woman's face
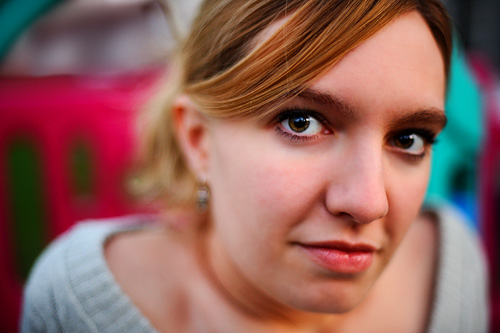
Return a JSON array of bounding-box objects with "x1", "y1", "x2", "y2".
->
[{"x1": 203, "y1": 11, "x2": 446, "y2": 313}]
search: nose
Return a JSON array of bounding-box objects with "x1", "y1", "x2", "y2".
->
[{"x1": 324, "y1": 145, "x2": 389, "y2": 224}]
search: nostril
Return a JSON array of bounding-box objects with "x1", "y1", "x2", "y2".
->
[{"x1": 324, "y1": 183, "x2": 389, "y2": 225}]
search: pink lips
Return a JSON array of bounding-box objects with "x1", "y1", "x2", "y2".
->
[{"x1": 299, "y1": 241, "x2": 376, "y2": 274}]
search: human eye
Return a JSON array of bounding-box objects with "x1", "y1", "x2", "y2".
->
[
  {"x1": 275, "y1": 108, "x2": 331, "y2": 141},
  {"x1": 388, "y1": 129, "x2": 437, "y2": 160}
]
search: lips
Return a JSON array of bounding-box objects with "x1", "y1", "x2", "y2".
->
[{"x1": 298, "y1": 241, "x2": 376, "y2": 274}]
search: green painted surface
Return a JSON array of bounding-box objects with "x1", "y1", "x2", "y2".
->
[
  {"x1": 70, "y1": 142, "x2": 95, "y2": 199},
  {"x1": 0, "y1": 0, "x2": 63, "y2": 60},
  {"x1": 7, "y1": 140, "x2": 47, "y2": 280}
]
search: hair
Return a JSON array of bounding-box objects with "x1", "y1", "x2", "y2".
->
[{"x1": 133, "y1": 0, "x2": 452, "y2": 207}]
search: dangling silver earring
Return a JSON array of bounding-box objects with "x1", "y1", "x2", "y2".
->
[{"x1": 197, "y1": 176, "x2": 210, "y2": 212}]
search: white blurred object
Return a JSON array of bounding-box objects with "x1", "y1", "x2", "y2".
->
[
  {"x1": 0, "y1": 0, "x2": 181, "y2": 75},
  {"x1": 165, "y1": 0, "x2": 203, "y2": 40}
]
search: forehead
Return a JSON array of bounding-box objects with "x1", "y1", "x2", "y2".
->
[
  {"x1": 241, "y1": 9, "x2": 446, "y2": 123},
  {"x1": 310, "y1": 11, "x2": 446, "y2": 113}
]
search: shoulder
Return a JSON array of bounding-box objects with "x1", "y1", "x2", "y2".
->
[
  {"x1": 21, "y1": 215, "x2": 159, "y2": 333},
  {"x1": 428, "y1": 205, "x2": 489, "y2": 333}
]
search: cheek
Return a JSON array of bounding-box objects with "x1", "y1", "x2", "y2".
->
[
  {"x1": 212, "y1": 147, "x2": 319, "y2": 228},
  {"x1": 208, "y1": 129, "x2": 326, "y2": 246}
]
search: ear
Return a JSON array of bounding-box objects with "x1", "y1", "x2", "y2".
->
[{"x1": 173, "y1": 95, "x2": 210, "y2": 177}]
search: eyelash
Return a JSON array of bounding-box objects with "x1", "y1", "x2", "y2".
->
[
  {"x1": 274, "y1": 108, "x2": 331, "y2": 142},
  {"x1": 273, "y1": 108, "x2": 438, "y2": 160},
  {"x1": 389, "y1": 129, "x2": 438, "y2": 161}
]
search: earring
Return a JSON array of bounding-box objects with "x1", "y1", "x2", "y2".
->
[{"x1": 196, "y1": 176, "x2": 210, "y2": 212}]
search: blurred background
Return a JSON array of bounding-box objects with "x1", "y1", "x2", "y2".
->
[{"x1": 0, "y1": 0, "x2": 499, "y2": 331}]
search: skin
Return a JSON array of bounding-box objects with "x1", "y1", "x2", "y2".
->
[{"x1": 106, "y1": 10, "x2": 446, "y2": 332}]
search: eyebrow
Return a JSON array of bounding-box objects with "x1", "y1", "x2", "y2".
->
[
  {"x1": 294, "y1": 88, "x2": 447, "y2": 129},
  {"x1": 389, "y1": 109, "x2": 448, "y2": 130},
  {"x1": 295, "y1": 88, "x2": 355, "y2": 119}
]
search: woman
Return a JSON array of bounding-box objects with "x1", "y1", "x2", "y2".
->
[{"x1": 22, "y1": 0, "x2": 488, "y2": 332}]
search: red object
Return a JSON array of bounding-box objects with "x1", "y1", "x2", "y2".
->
[
  {"x1": 0, "y1": 67, "x2": 163, "y2": 331},
  {"x1": 469, "y1": 54, "x2": 500, "y2": 333}
]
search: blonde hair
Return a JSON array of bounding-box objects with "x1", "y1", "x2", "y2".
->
[{"x1": 135, "y1": 0, "x2": 452, "y2": 207}]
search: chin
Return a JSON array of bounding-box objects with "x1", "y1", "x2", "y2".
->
[
  {"x1": 296, "y1": 299, "x2": 362, "y2": 315},
  {"x1": 285, "y1": 285, "x2": 370, "y2": 314}
]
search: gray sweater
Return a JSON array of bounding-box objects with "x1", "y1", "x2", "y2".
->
[{"x1": 21, "y1": 207, "x2": 489, "y2": 332}]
